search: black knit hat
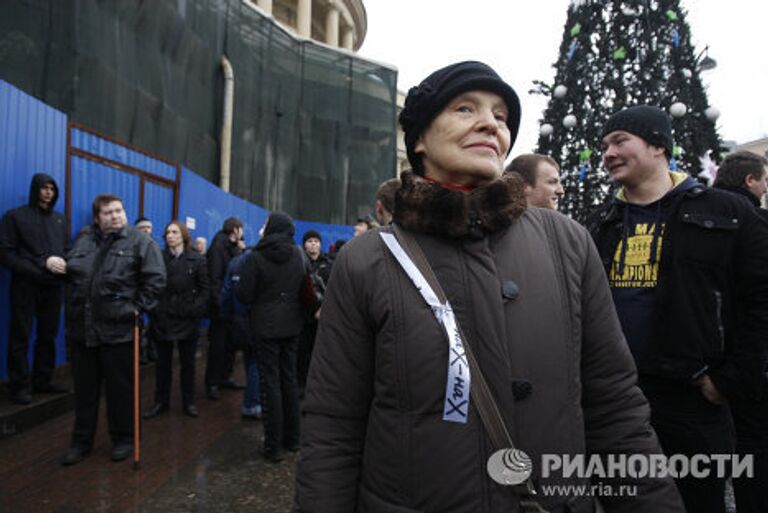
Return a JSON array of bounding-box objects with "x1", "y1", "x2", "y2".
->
[
  {"x1": 601, "y1": 105, "x2": 673, "y2": 157},
  {"x1": 264, "y1": 211, "x2": 295, "y2": 237},
  {"x1": 398, "y1": 61, "x2": 521, "y2": 175},
  {"x1": 302, "y1": 229, "x2": 321, "y2": 244}
]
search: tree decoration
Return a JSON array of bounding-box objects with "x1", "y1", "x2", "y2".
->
[
  {"x1": 579, "y1": 148, "x2": 593, "y2": 161},
  {"x1": 705, "y1": 106, "x2": 720, "y2": 121},
  {"x1": 567, "y1": 41, "x2": 579, "y2": 61},
  {"x1": 669, "y1": 102, "x2": 687, "y2": 117},
  {"x1": 621, "y1": 6, "x2": 640, "y2": 17},
  {"x1": 579, "y1": 162, "x2": 589, "y2": 181},
  {"x1": 570, "y1": 23, "x2": 582, "y2": 37},
  {"x1": 533, "y1": 0, "x2": 724, "y2": 221},
  {"x1": 698, "y1": 152, "x2": 719, "y2": 186},
  {"x1": 672, "y1": 146, "x2": 684, "y2": 158},
  {"x1": 553, "y1": 85, "x2": 568, "y2": 99},
  {"x1": 539, "y1": 123, "x2": 554, "y2": 137}
]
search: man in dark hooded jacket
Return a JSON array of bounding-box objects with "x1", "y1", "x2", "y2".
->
[
  {"x1": 0, "y1": 173, "x2": 69, "y2": 404},
  {"x1": 237, "y1": 212, "x2": 308, "y2": 463}
]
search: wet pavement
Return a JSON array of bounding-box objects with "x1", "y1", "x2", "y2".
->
[
  {"x1": 0, "y1": 355, "x2": 741, "y2": 513},
  {"x1": 0, "y1": 357, "x2": 297, "y2": 513}
]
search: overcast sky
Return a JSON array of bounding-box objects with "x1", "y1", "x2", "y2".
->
[{"x1": 359, "y1": 1, "x2": 768, "y2": 158}]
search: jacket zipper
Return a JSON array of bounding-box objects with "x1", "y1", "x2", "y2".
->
[{"x1": 714, "y1": 290, "x2": 725, "y2": 352}]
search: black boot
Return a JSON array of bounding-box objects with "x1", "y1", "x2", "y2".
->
[{"x1": 142, "y1": 403, "x2": 169, "y2": 419}]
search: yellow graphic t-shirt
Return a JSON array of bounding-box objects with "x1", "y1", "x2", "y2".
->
[{"x1": 609, "y1": 222, "x2": 664, "y2": 289}]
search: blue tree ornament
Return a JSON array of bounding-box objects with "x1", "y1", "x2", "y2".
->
[{"x1": 567, "y1": 40, "x2": 579, "y2": 61}]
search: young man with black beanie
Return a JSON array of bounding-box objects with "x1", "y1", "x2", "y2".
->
[
  {"x1": 296, "y1": 63, "x2": 683, "y2": 512},
  {"x1": 589, "y1": 105, "x2": 768, "y2": 513}
]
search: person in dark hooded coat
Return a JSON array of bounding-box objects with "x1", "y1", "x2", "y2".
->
[
  {"x1": 236, "y1": 212, "x2": 308, "y2": 462},
  {"x1": 0, "y1": 173, "x2": 69, "y2": 404}
]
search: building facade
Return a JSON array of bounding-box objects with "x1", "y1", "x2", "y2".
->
[{"x1": 249, "y1": 0, "x2": 366, "y2": 51}]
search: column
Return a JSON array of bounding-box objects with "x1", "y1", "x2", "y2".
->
[
  {"x1": 297, "y1": 0, "x2": 312, "y2": 38},
  {"x1": 325, "y1": 5, "x2": 339, "y2": 47},
  {"x1": 257, "y1": 0, "x2": 273, "y2": 14},
  {"x1": 341, "y1": 27, "x2": 354, "y2": 50}
]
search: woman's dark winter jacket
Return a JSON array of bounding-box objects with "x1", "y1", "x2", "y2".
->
[
  {"x1": 149, "y1": 248, "x2": 209, "y2": 341},
  {"x1": 589, "y1": 178, "x2": 768, "y2": 398},
  {"x1": 0, "y1": 173, "x2": 68, "y2": 285},
  {"x1": 66, "y1": 225, "x2": 166, "y2": 346},
  {"x1": 295, "y1": 172, "x2": 683, "y2": 513},
  {"x1": 236, "y1": 233, "x2": 307, "y2": 340}
]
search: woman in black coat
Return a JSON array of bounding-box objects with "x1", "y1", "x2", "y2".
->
[{"x1": 144, "y1": 221, "x2": 209, "y2": 418}]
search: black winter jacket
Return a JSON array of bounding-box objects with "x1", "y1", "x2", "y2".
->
[
  {"x1": 66, "y1": 226, "x2": 166, "y2": 346},
  {"x1": 307, "y1": 253, "x2": 333, "y2": 286},
  {"x1": 589, "y1": 180, "x2": 768, "y2": 397},
  {"x1": 149, "y1": 248, "x2": 209, "y2": 341},
  {"x1": 0, "y1": 174, "x2": 68, "y2": 285},
  {"x1": 207, "y1": 230, "x2": 242, "y2": 318},
  {"x1": 715, "y1": 184, "x2": 768, "y2": 220},
  {"x1": 236, "y1": 233, "x2": 307, "y2": 340}
]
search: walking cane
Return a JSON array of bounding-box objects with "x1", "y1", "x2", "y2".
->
[{"x1": 133, "y1": 311, "x2": 141, "y2": 470}]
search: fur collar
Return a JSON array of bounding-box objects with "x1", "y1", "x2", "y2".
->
[{"x1": 393, "y1": 171, "x2": 527, "y2": 239}]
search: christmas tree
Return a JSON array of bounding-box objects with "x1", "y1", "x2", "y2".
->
[{"x1": 532, "y1": 0, "x2": 723, "y2": 221}]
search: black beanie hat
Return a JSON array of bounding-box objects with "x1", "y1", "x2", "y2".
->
[
  {"x1": 601, "y1": 105, "x2": 673, "y2": 157},
  {"x1": 302, "y1": 229, "x2": 321, "y2": 244},
  {"x1": 264, "y1": 211, "x2": 295, "y2": 237},
  {"x1": 398, "y1": 61, "x2": 521, "y2": 175}
]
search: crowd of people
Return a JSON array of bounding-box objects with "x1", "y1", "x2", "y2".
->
[
  {"x1": 0, "y1": 182, "x2": 352, "y2": 465},
  {"x1": 2, "y1": 59, "x2": 768, "y2": 512}
]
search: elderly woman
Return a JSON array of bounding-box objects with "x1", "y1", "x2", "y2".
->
[
  {"x1": 294, "y1": 62, "x2": 682, "y2": 512},
  {"x1": 143, "y1": 220, "x2": 209, "y2": 419}
]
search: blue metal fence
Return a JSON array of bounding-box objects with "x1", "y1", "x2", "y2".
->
[
  {"x1": 0, "y1": 80, "x2": 68, "y2": 380},
  {"x1": 68, "y1": 155, "x2": 142, "y2": 236}
]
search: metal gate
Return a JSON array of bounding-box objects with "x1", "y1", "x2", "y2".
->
[{"x1": 65, "y1": 122, "x2": 180, "y2": 246}]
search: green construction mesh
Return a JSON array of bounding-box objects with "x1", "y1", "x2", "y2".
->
[{"x1": 0, "y1": 0, "x2": 397, "y2": 224}]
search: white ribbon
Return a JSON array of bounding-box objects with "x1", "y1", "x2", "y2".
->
[{"x1": 380, "y1": 232, "x2": 471, "y2": 423}]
